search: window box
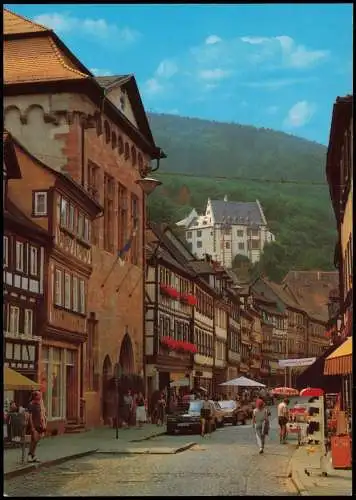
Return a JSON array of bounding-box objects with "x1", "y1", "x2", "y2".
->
[
  {"x1": 160, "y1": 284, "x2": 180, "y2": 300},
  {"x1": 180, "y1": 293, "x2": 197, "y2": 306}
]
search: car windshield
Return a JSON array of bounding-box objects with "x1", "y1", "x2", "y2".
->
[
  {"x1": 218, "y1": 401, "x2": 236, "y2": 409},
  {"x1": 188, "y1": 401, "x2": 203, "y2": 412}
]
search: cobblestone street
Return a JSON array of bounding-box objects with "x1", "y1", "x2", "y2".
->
[{"x1": 5, "y1": 418, "x2": 299, "y2": 496}]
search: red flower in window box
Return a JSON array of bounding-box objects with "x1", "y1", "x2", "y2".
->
[
  {"x1": 180, "y1": 294, "x2": 197, "y2": 306},
  {"x1": 160, "y1": 284, "x2": 180, "y2": 300}
]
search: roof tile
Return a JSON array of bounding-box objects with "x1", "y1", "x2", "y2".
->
[
  {"x1": 4, "y1": 36, "x2": 89, "y2": 84},
  {"x1": 211, "y1": 200, "x2": 263, "y2": 226},
  {"x1": 4, "y1": 8, "x2": 50, "y2": 35}
]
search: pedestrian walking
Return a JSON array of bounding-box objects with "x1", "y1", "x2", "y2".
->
[
  {"x1": 135, "y1": 392, "x2": 147, "y2": 427},
  {"x1": 200, "y1": 394, "x2": 212, "y2": 437},
  {"x1": 123, "y1": 390, "x2": 133, "y2": 428},
  {"x1": 27, "y1": 391, "x2": 46, "y2": 463},
  {"x1": 156, "y1": 392, "x2": 166, "y2": 426},
  {"x1": 277, "y1": 398, "x2": 289, "y2": 444},
  {"x1": 252, "y1": 398, "x2": 270, "y2": 454}
]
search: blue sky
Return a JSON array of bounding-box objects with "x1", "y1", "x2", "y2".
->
[{"x1": 7, "y1": 3, "x2": 352, "y2": 145}]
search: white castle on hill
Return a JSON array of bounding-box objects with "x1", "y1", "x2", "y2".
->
[{"x1": 177, "y1": 195, "x2": 275, "y2": 267}]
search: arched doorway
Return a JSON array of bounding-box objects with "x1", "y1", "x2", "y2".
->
[
  {"x1": 102, "y1": 355, "x2": 113, "y2": 424},
  {"x1": 119, "y1": 333, "x2": 134, "y2": 375}
]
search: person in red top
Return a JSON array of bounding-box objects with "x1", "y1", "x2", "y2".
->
[{"x1": 27, "y1": 391, "x2": 46, "y2": 462}]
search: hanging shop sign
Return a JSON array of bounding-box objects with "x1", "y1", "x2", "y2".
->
[{"x1": 278, "y1": 357, "x2": 316, "y2": 368}]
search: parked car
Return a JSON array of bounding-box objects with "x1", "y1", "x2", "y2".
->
[
  {"x1": 166, "y1": 399, "x2": 217, "y2": 435},
  {"x1": 215, "y1": 400, "x2": 247, "y2": 426}
]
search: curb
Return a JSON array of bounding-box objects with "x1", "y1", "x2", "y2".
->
[
  {"x1": 174, "y1": 442, "x2": 197, "y2": 454},
  {"x1": 96, "y1": 442, "x2": 197, "y2": 455},
  {"x1": 291, "y1": 470, "x2": 309, "y2": 496},
  {"x1": 4, "y1": 449, "x2": 98, "y2": 480},
  {"x1": 129, "y1": 431, "x2": 166, "y2": 443}
]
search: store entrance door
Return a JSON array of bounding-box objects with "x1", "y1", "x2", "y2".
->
[{"x1": 66, "y1": 365, "x2": 77, "y2": 421}]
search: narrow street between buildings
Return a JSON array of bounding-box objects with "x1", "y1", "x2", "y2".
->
[{"x1": 5, "y1": 412, "x2": 298, "y2": 497}]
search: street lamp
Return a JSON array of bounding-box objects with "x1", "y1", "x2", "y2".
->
[
  {"x1": 114, "y1": 363, "x2": 122, "y2": 440},
  {"x1": 135, "y1": 177, "x2": 162, "y2": 196},
  {"x1": 135, "y1": 176, "x2": 162, "y2": 402}
]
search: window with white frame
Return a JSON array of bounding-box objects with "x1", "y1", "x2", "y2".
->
[
  {"x1": 64, "y1": 273, "x2": 71, "y2": 309},
  {"x1": 4, "y1": 236, "x2": 8, "y2": 267},
  {"x1": 30, "y1": 246, "x2": 38, "y2": 276},
  {"x1": 9, "y1": 305, "x2": 20, "y2": 335},
  {"x1": 69, "y1": 204, "x2": 75, "y2": 232},
  {"x1": 72, "y1": 277, "x2": 79, "y2": 312},
  {"x1": 78, "y1": 213, "x2": 84, "y2": 240},
  {"x1": 60, "y1": 197, "x2": 68, "y2": 227},
  {"x1": 24, "y1": 309, "x2": 33, "y2": 336},
  {"x1": 34, "y1": 192, "x2": 48, "y2": 216},
  {"x1": 15, "y1": 241, "x2": 24, "y2": 272},
  {"x1": 84, "y1": 218, "x2": 90, "y2": 243},
  {"x1": 55, "y1": 269, "x2": 63, "y2": 306},
  {"x1": 79, "y1": 279, "x2": 85, "y2": 314}
]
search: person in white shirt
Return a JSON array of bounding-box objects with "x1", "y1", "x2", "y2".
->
[
  {"x1": 277, "y1": 398, "x2": 289, "y2": 444},
  {"x1": 252, "y1": 398, "x2": 270, "y2": 454}
]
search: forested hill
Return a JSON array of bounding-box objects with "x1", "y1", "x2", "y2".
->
[
  {"x1": 147, "y1": 113, "x2": 336, "y2": 282},
  {"x1": 148, "y1": 113, "x2": 327, "y2": 182}
]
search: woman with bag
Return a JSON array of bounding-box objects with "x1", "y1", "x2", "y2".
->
[{"x1": 252, "y1": 398, "x2": 270, "y2": 454}]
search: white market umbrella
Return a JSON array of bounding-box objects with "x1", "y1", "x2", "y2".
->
[
  {"x1": 170, "y1": 378, "x2": 190, "y2": 388},
  {"x1": 220, "y1": 376, "x2": 266, "y2": 388}
]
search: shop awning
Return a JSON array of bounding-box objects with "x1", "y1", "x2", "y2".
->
[
  {"x1": 4, "y1": 367, "x2": 40, "y2": 391},
  {"x1": 324, "y1": 337, "x2": 352, "y2": 376}
]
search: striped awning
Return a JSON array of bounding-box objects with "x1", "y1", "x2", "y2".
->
[{"x1": 324, "y1": 337, "x2": 352, "y2": 376}]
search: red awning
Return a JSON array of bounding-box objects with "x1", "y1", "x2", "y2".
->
[{"x1": 324, "y1": 337, "x2": 352, "y2": 376}]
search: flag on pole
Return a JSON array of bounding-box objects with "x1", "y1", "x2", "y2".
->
[{"x1": 118, "y1": 227, "x2": 137, "y2": 265}]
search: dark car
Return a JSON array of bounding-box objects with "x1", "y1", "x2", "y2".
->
[
  {"x1": 215, "y1": 400, "x2": 247, "y2": 426},
  {"x1": 166, "y1": 399, "x2": 217, "y2": 435}
]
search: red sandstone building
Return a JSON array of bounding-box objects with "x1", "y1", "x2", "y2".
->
[{"x1": 4, "y1": 8, "x2": 164, "y2": 427}]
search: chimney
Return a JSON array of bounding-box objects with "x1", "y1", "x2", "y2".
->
[{"x1": 224, "y1": 194, "x2": 228, "y2": 202}]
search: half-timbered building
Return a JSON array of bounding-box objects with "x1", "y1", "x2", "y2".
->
[
  {"x1": 6, "y1": 133, "x2": 102, "y2": 433},
  {"x1": 3, "y1": 131, "x2": 50, "y2": 407},
  {"x1": 145, "y1": 224, "x2": 196, "y2": 395}
]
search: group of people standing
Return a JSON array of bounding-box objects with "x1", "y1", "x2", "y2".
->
[
  {"x1": 120, "y1": 390, "x2": 147, "y2": 428},
  {"x1": 5, "y1": 391, "x2": 47, "y2": 463}
]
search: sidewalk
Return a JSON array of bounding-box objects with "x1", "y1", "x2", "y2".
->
[
  {"x1": 4, "y1": 424, "x2": 167, "y2": 479},
  {"x1": 290, "y1": 444, "x2": 352, "y2": 496}
]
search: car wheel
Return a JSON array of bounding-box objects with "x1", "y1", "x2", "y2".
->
[
  {"x1": 233, "y1": 418, "x2": 238, "y2": 426},
  {"x1": 166, "y1": 426, "x2": 175, "y2": 435},
  {"x1": 241, "y1": 420, "x2": 246, "y2": 425}
]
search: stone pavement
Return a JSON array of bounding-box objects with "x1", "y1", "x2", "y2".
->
[
  {"x1": 289, "y1": 444, "x2": 352, "y2": 496},
  {"x1": 4, "y1": 424, "x2": 167, "y2": 478}
]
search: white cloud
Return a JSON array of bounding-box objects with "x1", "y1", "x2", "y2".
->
[
  {"x1": 156, "y1": 59, "x2": 178, "y2": 79},
  {"x1": 266, "y1": 105, "x2": 279, "y2": 115},
  {"x1": 242, "y1": 76, "x2": 317, "y2": 90},
  {"x1": 144, "y1": 78, "x2": 164, "y2": 95},
  {"x1": 90, "y1": 68, "x2": 113, "y2": 76},
  {"x1": 205, "y1": 35, "x2": 222, "y2": 45},
  {"x1": 240, "y1": 36, "x2": 270, "y2": 45},
  {"x1": 199, "y1": 68, "x2": 231, "y2": 81},
  {"x1": 33, "y1": 12, "x2": 141, "y2": 44},
  {"x1": 284, "y1": 101, "x2": 316, "y2": 128},
  {"x1": 240, "y1": 34, "x2": 329, "y2": 68}
]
